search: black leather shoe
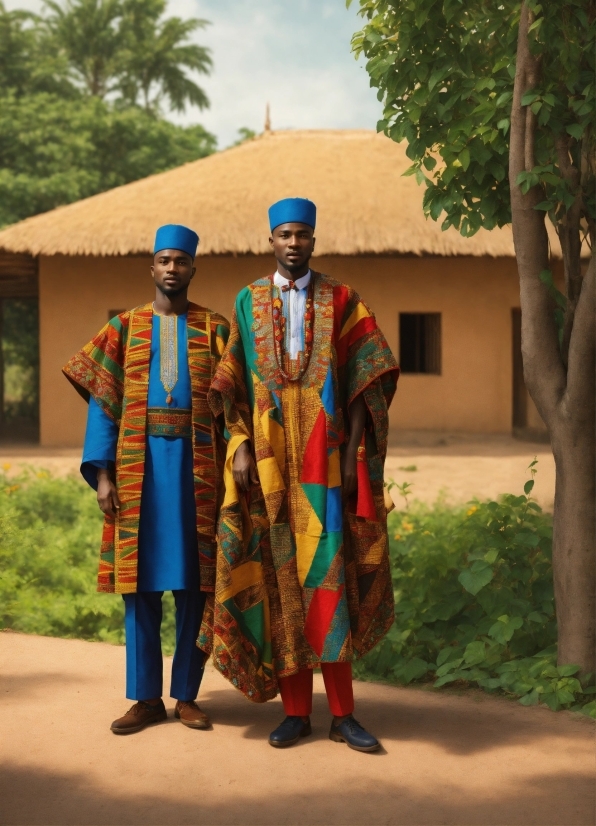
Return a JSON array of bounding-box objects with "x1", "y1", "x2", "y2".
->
[
  {"x1": 268, "y1": 715, "x2": 312, "y2": 748},
  {"x1": 329, "y1": 716, "x2": 380, "y2": 752}
]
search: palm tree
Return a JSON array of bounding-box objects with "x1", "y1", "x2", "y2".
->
[
  {"x1": 42, "y1": 0, "x2": 211, "y2": 113},
  {"x1": 118, "y1": 0, "x2": 211, "y2": 113},
  {"x1": 43, "y1": 0, "x2": 125, "y2": 98}
]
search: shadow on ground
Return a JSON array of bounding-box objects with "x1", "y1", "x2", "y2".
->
[{"x1": 0, "y1": 762, "x2": 592, "y2": 826}]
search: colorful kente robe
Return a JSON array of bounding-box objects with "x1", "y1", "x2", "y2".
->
[
  {"x1": 201, "y1": 272, "x2": 399, "y2": 701},
  {"x1": 63, "y1": 302, "x2": 230, "y2": 594}
]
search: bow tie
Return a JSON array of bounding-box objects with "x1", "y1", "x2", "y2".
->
[{"x1": 281, "y1": 280, "x2": 299, "y2": 292}]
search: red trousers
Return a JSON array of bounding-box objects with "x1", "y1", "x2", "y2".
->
[{"x1": 278, "y1": 662, "x2": 354, "y2": 717}]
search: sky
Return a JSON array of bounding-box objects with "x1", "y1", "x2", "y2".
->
[{"x1": 6, "y1": 0, "x2": 383, "y2": 148}]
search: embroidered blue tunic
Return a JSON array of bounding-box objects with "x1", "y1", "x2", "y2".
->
[{"x1": 82, "y1": 313, "x2": 199, "y2": 592}]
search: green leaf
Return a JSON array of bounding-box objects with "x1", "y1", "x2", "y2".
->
[
  {"x1": 434, "y1": 674, "x2": 459, "y2": 688},
  {"x1": 566, "y1": 123, "x2": 583, "y2": 140},
  {"x1": 399, "y1": 657, "x2": 430, "y2": 683},
  {"x1": 436, "y1": 657, "x2": 464, "y2": 677},
  {"x1": 513, "y1": 532, "x2": 540, "y2": 547},
  {"x1": 488, "y1": 615, "x2": 524, "y2": 644},
  {"x1": 459, "y1": 148, "x2": 470, "y2": 171},
  {"x1": 557, "y1": 664, "x2": 581, "y2": 677},
  {"x1": 458, "y1": 564, "x2": 494, "y2": 595},
  {"x1": 464, "y1": 641, "x2": 486, "y2": 665},
  {"x1": 524, "y1": 480, "x2": 535, "y2": 495},
  {"x1": 521, "y1": 90, "x2": 539, "y2": 106}
]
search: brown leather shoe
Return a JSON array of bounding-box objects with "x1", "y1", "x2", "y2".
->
[
  {"x1": 110, "y1": 700, "x2": 167, "y2": 735},
  {"x1": 175, "y1": 700, "x2": 211, "y2": 729}
]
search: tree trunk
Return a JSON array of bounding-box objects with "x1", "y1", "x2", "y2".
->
[{"x1": 510, "y1": 3, "x2": 596, "y2": 675}]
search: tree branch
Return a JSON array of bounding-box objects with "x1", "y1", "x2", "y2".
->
[
  {"x1": 562, "y1": 253, "x2": 595, "y2": 428},
  {"x1": 556, "y1": 134, "x2": 584, "y2": 367},
  {"x1": 509, "y1": 1, "x2": 566, "y2": 427}
]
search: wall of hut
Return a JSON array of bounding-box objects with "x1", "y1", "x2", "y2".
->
[{"x1": 41, "y1": 253, "x2": 532, "y2": 446}]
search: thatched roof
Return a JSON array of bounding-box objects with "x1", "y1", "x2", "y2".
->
[{"x1": 0, "y1": 129, "x2": 558, "y2": 258}]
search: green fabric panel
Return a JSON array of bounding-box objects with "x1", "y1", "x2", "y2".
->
[
  {"x1": 223, "y1": 597, "x2": 265, "y2": 656},
  {"x1": 88, "y1": 346, "x2": 124, "y2": 383},
  {"x1": 235, "y1": 289, "x2": 258, "y2": 410},
  {"x1": 302, "y1": 482, "x2": 327, "y2": 524},
  {"x1": 304, "y1": 531, "x2": 343, "y2": 589},
  {"x1": 215, "y1": 323, "x2": 230, "y2": 345}
]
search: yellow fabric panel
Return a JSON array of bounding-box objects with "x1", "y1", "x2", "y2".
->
[
  {"x1": 214, "y1": 334, "x2": 227, "y2": 357},
  {"x1": 222, "y1": 433, "x2": 250, "y2": 508},
  {"x1": 339, "y1": 301, "x2": 371, "y2": 340},
  {"x1": 257, "y1": 455, "x2": 285, "y2": 496},
  {"x1": 328, "y1": 448, "x2": 341, "y2": 488},
  {"x1": 260, "y1": 409, "x2": 286, "y2": 476},
  {"x1": 218, "y1": 561, "x2": 264, "y2": 603},
  {"x1": 361, "y1": 535, "x2": 385, "y2": 566},
  {"x1": 295, "y1": 510, "x2": 323, "y2": 587}
]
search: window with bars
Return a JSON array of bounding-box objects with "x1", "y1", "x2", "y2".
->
[{"x1": 399, "y1": 313, "x2": 442, "y2": 374}]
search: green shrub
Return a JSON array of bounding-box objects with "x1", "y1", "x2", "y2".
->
[
  {"x1": 0, "y1": 468, "x2": 176, "y2": 652},
  {"x1": 1, "y1": 465, "x2": 594, "y2": 715},
  {"x1": 354, "y1": 464, "x2": 596, "y2": 717}
]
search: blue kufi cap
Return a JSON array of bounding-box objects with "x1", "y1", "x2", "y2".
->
[
  {"x1": 154, "y1": 224, "x2": 199, "y2": 259},
  {"x1": 268, "y1": 198, "x2": 316, "y2": 232}
]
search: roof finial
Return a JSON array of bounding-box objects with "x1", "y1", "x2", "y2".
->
[{"x1": 264, "y1": 102, "x2": 271, "y2": 132}]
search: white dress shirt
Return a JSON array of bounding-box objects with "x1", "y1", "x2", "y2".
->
[{"x1": 273, "y1": 270, "x2": 311, "y2": 360}]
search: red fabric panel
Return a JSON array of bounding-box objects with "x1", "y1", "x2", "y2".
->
[
  {"x1": 335, "y1": 314, "x2": 378, "y2": 368},
  {"x1": 321, "y1": 662, "x2": 354, "y2": 716},
  {"x1": 300, "y1": 407, "x2": 328, "y2": 485},
  {"x1": 332, "y1": 284, "x2": 350, "y2": 345},
  {"x1": 304, "y1": 586, "x2": 344, "y2": 657},
  {"x1": 356, "y1": 457, "x2": 377, "y2": 521}
]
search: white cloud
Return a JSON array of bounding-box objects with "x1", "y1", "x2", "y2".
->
[{"x1": 5, "y1": 0, "x2": 383, "y2": 147}]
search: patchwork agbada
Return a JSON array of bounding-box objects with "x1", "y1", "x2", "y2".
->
[
  {"x1": 63, "y1": 302, "x2": 230, "y2": 594},
  {"x1": 201, "y1": 272, "x2": 399, "y2": 702}
]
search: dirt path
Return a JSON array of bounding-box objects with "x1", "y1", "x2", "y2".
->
[
  {"x1": 0, "y1": 633, "x2": 592, "y2": 826},
  {"x1": 0, "y1": 435, "x2": 555, "y2": 509}
]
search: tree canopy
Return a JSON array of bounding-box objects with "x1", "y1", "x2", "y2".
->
[
  {"x1": 349, "y1": 0, "x2": 594, "y2": 240},
  {"x1": 0, "y1": 0, "x2": 217, "y2": 227}
]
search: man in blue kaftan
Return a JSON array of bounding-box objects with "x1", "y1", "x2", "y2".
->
[{"x1": 64, "y1": 224, "x2": 230, "y2": 734}]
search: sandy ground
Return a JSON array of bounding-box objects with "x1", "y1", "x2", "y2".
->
[
  {"x1": 0, "y1": 633, "x2": 593, "y2": 826},
  {"x1": 0, "y1": 433, "x2": 555, "y2": 509}
]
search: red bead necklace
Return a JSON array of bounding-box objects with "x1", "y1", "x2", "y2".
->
[{"x1": 271, "y1": 275, "x2": 315, "y2": 383}]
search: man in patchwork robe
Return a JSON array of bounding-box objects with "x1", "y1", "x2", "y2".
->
[
  {"x1": 203, "y1": 198, "x2": 399, "y2": 752},
  {"x1": 63, "y1": 224, "x2": 229, "y2": 734}
]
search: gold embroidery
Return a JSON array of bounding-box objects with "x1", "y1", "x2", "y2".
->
[{"x1": 159, "y1": 314, "x2": 178, "y2": 404}]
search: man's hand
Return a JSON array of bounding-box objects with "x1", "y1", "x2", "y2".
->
[
  {"x1": 232, "y1": 441, "x2": 259, "y2": 492},
  {"x1": 342, "y1": 392, "x2": 367, "y2": 502},
  {"x1": 341, "y1": 446, "x2": 358, "y2": 501},
  {"x1": 97, "y1": 467, "x2": 121, "y2": 517}
]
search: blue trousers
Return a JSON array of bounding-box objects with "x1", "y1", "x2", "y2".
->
[{"x1": 123, "y1": 590, "x2": 206, "y2": 702}]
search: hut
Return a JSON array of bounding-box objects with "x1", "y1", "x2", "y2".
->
[{"x1": 0, "y1": 128, "x2": 549, "y2": 447}]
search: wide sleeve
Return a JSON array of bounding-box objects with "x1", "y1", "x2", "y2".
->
[
  {"x1": 333, "y1": 284, "x2": 399, "y2": 462},
  {"x1": 62, "y1": 313, "x2": 129, "y2": 424},
  {"x1": 208, "y1": 294, "x2": 254, "y2": 450},
  {"x1": 80, "y1": 397, "x2": 119, "y2": 490}
]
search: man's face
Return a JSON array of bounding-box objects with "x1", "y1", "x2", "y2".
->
[
  {"x1": 151, "y1": 249, "x2": 195, "y2": 297},
  {"x1": 269, "y1": 223, "x2": 315, "y2": 274}
]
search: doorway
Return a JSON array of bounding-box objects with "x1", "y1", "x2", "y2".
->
[{"x1": 0, "y1": 255, "x2": 39, "y2": 443}]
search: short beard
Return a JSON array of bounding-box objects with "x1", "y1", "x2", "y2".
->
[
  {"x1": 278, "y1": 254, "x2": 311, "y2": 275},
  {"x1": 156, "y1": 281, "x2": 187, "y2": 300}
]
